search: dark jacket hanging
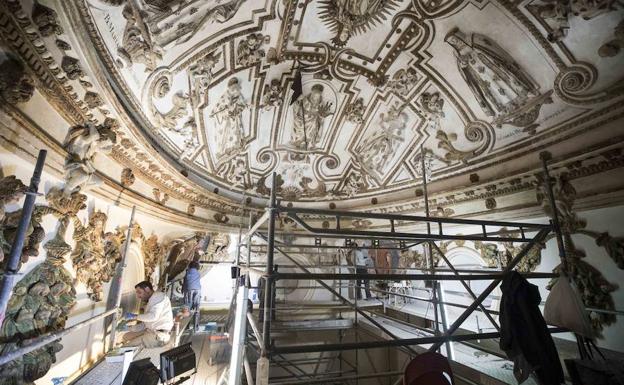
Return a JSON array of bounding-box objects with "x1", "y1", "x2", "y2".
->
[{"x1": 499, "y1": 271, "x2": 564, "y2": 385}]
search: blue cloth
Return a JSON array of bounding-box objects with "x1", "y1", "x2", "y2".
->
[
  {"x1": 184, "y1": 267, "x2": 202, "y2": 292},
  {"x1": 124, "y1": 312, "x2": 137, "y2": 320}
]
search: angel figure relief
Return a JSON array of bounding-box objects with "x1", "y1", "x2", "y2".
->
[
  {"x1": 237, "y1": 33, "x2": 266, "y2": 66},
  {"x1": 354, "y1": 102, "x2": 408, "y2": 179},
  {"x1": 189, "y1": 50, "x2": 221, "y2": 108},
  {"x1": 63, "y1": 122, "x2": 117, "y2": 195}
]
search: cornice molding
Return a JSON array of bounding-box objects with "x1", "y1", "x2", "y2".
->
[{"x1": 0, "y1": 102, "x2": 242, "y2": 229}]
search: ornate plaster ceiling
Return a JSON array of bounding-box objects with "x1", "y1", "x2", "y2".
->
[{"x1": 72, "y1": 0, "x2": 623, "y2": 205}]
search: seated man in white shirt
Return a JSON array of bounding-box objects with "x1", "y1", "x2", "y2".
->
[{"x1": 121, "y1": 281, "x2": 174, "y2": 348}]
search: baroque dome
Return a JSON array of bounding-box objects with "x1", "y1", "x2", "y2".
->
[{"x1": 63, "y1": 0, "x2": 623, "y2": 209}]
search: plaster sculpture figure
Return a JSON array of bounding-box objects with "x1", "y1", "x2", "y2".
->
[
  {"x1": 418, "y1": 92, "x2": 445, "y2": 137},
  {"x1": 354, "y1": 103, "x2": 407, "y2": 178},
  {"x1": 445, "y1": 28, "x2": 537, "y2": 117},
  {"x1": 386, "y1": 68, "x2": 419, "y2": 97},
  {"x1": 419, "y1": 92, "x2": 445, "y2": 119},
  {"x1": 341, "y1": 171, "x2": 367, "y2": 197},
  {"x1": 445, "y1": 28, "x2": 549, "y2": 129},
  {"x1": 152, "y1": 91, "x2": 190, "y2": 130},
  {"x1": 277, "y1": 157, "x2": 307, "y2": 200},
  {"x1": 345, "y1": 97, "x2": 366, "y2": 124},
  {"x1": 598, "y1": 19, "x2": 624, "y2": 57},
  {"x1": 236, "y1": 33, "x2": 265, "y2": 66},
  {"x1": 291, "y1": 84, "x2": 333, "y2": 150},
  {"x1": 118, "y1": 3, "x2": 162, "y2": 71},
  {"x1": 62, "y1": 122, "x2": 117, "y2": 195},
  {"x1": 174, "y1": 0, "x2": 247, "y2": 44},
  {"x1": 189, "y1": 51, "x2": 221, "y2": 107},
  {"x1": 261, "y1": 79, "x2": 284, "y2": 110},
  {"x1": 71, "y1": 211, "x2": 115, "y2": 302},
  {"x1": 210, "y1": 77, "x2": 248, "y2": 159}
]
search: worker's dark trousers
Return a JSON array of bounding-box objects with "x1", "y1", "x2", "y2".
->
[
  {"x1": 185, "y1": 290, "x2": 201, "y2": 330},
  {"x1": 356, "y1": 267, "x2": 372, "y2": 299}
]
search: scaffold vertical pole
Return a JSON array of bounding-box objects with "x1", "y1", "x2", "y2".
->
[
  {"x1": 0, "y1": 149, "x2": 46, "y2": 324},
  {"x1": 540, "y1": 151, "x2": 568, "y2": 272},
  {"x1": 262, "y1": 173, "x2": 277, "y2": 356},
  {"x1": 109, "y1": 205, "x2": 136, "y2": 350},
  {"x1": 228, "y1": 274, "x2": 249, "y2": 384},
  {"x1": 421, "y1": 145, "x2": 451, "y2": 357}
]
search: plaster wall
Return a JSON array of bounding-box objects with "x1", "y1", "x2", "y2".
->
[{"x1": 200, "y1": 264, "x2": 236, "y2": 308}]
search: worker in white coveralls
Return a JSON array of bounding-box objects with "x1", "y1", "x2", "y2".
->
[{"x1": 121, "y1": 280, "x2": 174, "y2": 348}]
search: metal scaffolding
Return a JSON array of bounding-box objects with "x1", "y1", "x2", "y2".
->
[{"x1": 232, "y1": 153, "x2": 569, "y2": 385}]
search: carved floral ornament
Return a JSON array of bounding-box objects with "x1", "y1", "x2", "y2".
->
[
  {"x1": 0, "y1": 53, "x2": 35, "y2": 105},
  {"x1": 0, "y1": 161, "x2": 183, "y2": 381},
  {"x1": 0, "y1": 166, "x2": 230, "y2": 383},
  {"x1": 534, "y1": 169, "x2": 622, "y2": 334}
]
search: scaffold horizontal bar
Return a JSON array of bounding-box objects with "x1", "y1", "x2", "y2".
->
[
  {"x1": 273, "y1": 272, "x2": 557, "y2": 281},
  {"x1": 268, "y1": 370, "x2": 404, "y2": 385},
  {"x1": 271, "y1": 327, "x2": 567, "y2": 354},
  {"x1": 284, "y1": 219, "x2": 543, "y2": 243},
  {"x1": 281, "y1": 206, "x2": 550, "y2": 229}
]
